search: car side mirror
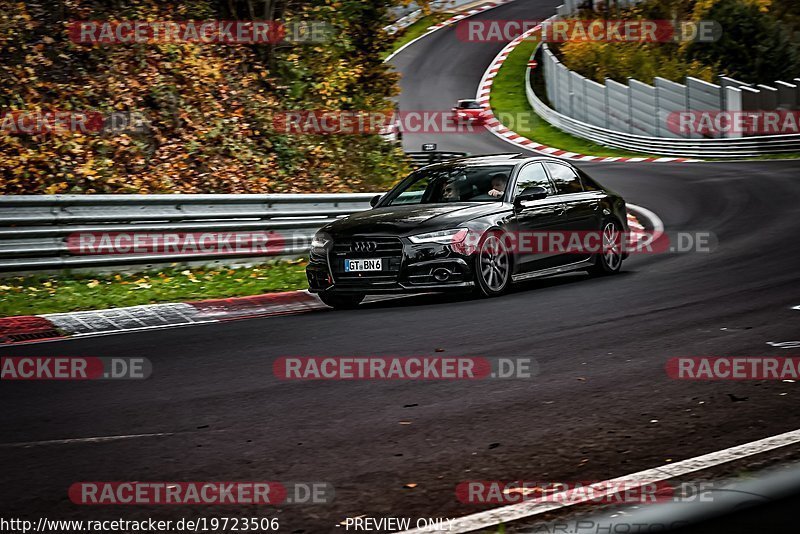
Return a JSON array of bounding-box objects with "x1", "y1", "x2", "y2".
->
[
  {"x1": 514, "y1": 186, "x2": 548, "y2": 208},
  {"x1": 370, "y1": 194, "x2": 382, "y2": 208}
]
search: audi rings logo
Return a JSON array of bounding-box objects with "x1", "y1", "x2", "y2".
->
[{"x1": 351, "y1": 241, "x2": 377, "y2": 253}]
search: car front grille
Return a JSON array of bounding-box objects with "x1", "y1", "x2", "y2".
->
[{"x1": 331, "y1": 236, "x2": 403, "y2": 286}]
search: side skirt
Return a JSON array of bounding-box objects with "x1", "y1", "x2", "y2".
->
[{"x1": 511, "y1": 258, "x2": 594, "y2": 283}]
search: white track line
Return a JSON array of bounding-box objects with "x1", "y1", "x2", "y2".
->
[
  {"x1": 0, "y1": 432, "x2": 176, "y2": 448},
  {"x1": 384, "y1": 26, "x2": 446, "y2": 63},
  {"x1": 398, "y1": 427, "x2": 800, "y2": 533}
]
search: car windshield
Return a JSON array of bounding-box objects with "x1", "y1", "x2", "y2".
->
[
  {"x1": 382, "y1": 164, "x2": 514, "y2": 205},
  {"x1": 458, "y1": 101, "x2": 482, "y2": 109}
]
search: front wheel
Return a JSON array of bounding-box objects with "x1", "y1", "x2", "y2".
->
[
  {"x1": 318, "y1": 292, "x2": 365, "y2": 309},
  {"x1": 589, "y1": 219, "x2": 624, "y2": 276},
  {"x1": 474, "y1": 231, "x2": 512, "y2": 297}
]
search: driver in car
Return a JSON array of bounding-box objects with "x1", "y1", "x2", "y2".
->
[
  {"x1": 442, "y1": 180, "x2": 460, "y2": 201},
  {"x1": 487, "y1": 173, "x2": 507, "y2": 198}
]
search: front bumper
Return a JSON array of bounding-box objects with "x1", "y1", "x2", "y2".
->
[{"x1": 306, "y1": 236, "x2": 475, "y2": 294}]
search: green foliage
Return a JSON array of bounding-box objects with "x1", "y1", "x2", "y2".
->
[
  {"x1": 0, "y1": 0, "x2": 411, "y2": 194},
  {"x1": 556, "y1": 0, "x2": 799, "y2": 85},
  {"x1": 685, "y1": 0, "x2": 800, "y2": 83},
  {"x1": 491, "y1": 39, "x2": 657, "y2": 158},
  {"x1": 381, "y1": 12, "x2": 450, "y2": 60},
  {"x1": 556, "y1": 41, "x2": 715, "y2": 84}
]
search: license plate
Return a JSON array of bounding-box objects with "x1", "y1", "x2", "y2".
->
[{"x1": 345, "y1": 258, "x2": 382, "y2": 272}]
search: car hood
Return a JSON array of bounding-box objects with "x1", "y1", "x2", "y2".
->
[{"x1": 326, "y1": 202, "x2": 507, "y2": 237}]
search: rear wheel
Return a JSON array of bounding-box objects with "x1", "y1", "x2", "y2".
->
[
  {"x1": 474, "y1": 231, "x2": 511, "y2": 297},
  {"x1": 318, "y1": 292, "x2": 365, "y2": 309},
  {"x1": 589, "y1": 219, "x2": 624, "y2": 276}
]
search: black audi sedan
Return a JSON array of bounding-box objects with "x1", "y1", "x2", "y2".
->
[{"x1": 306, "y1": 155, "x2": 629, "y2": 308}]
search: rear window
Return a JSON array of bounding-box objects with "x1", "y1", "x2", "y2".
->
[
  {"x1": 545, "y1": 162, "x2": 583, "y2": 195},
  {"x1": 458, "y1": 101, "x2": 482, "y2": 109},
  {"x1": 577, "y1": 169, "x2": 603, "y2": 191}
]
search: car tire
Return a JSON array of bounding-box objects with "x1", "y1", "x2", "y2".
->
[
  {"x1": 589, "y1": 218, "x2": 624, "y2": 276},
  {"x1": 474, "y1": 230, "x2": 512, "y2": 297},
  {"x1": 318, "y1": 292, "x2": 365, "y2": 309}
]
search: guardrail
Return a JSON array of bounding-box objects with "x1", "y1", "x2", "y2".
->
[
  {"x1": 0, "y1": 151, "x2": 473, "y2": 275},
  {"x1": 0, "y1": 194, "x2": 376, "y2": 274},
  {"x1": 527, "y1": 0, "x2": 800, "y2": 156},
  {"x1": 527, "y1": 45, "x2": 800, "y2": 157}
]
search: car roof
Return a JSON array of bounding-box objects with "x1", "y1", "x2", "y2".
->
[{"x1": 419, "y1": 154, "x2": 572, "y2": 169}]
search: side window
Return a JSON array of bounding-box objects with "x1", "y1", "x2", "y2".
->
[
  {"x1": 514, "y1": 163, "x2": 552, "y2": 197},
  {"x1": 545, "y1": 162, "x2": 583, "y2": 194}
]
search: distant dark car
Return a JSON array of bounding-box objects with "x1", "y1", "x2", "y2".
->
[
  {"x1": 452, "y1": 99, "x2": 487, "y2": 124},
  {"x1": 306, "y1": 155, "x2": 629, "y2": 308}
]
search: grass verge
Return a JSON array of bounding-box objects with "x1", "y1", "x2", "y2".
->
[
  {"x1": 0, "y1": 260, "x2": 309, "y2": 317},
  {"x1": 490, "y1": 40, "x2": 659, "y2": 159},
  {"x1": 491, "y1": 40, "x2": 800, "y2": 161}
]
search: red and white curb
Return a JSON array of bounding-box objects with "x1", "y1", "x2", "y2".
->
[
  {"x1": 0, "y1": 207, "x2": 659, "y2": 346},
  {"x1": 476, "y1": 27, "x2": 701, "y2": 163},
  {"x1": 0, "y1": 291, "x2": 415, "y2": 345},
  {"x1": 627, "y1": 212, "x2": 646, "y2": 242},
  {"x1": 627, "y1": 204, "x2": 664, "y2": 250},
  {"x1": 0, "y1": 291, "x2": 328, "y2": 345},
  {"x1": 385, "y1": 0, "x2": 513, "y2": 62},
  {"x1": 427, "y1": 1, "x2": 514, "y2": 31}
]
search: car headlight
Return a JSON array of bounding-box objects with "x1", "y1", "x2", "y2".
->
[
  {"x1": 408, "y1": 228, "x2": 468, "y2": 244},
  {"x1": 311, "y1": 231, "x2": 332, "y2": 252}
]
